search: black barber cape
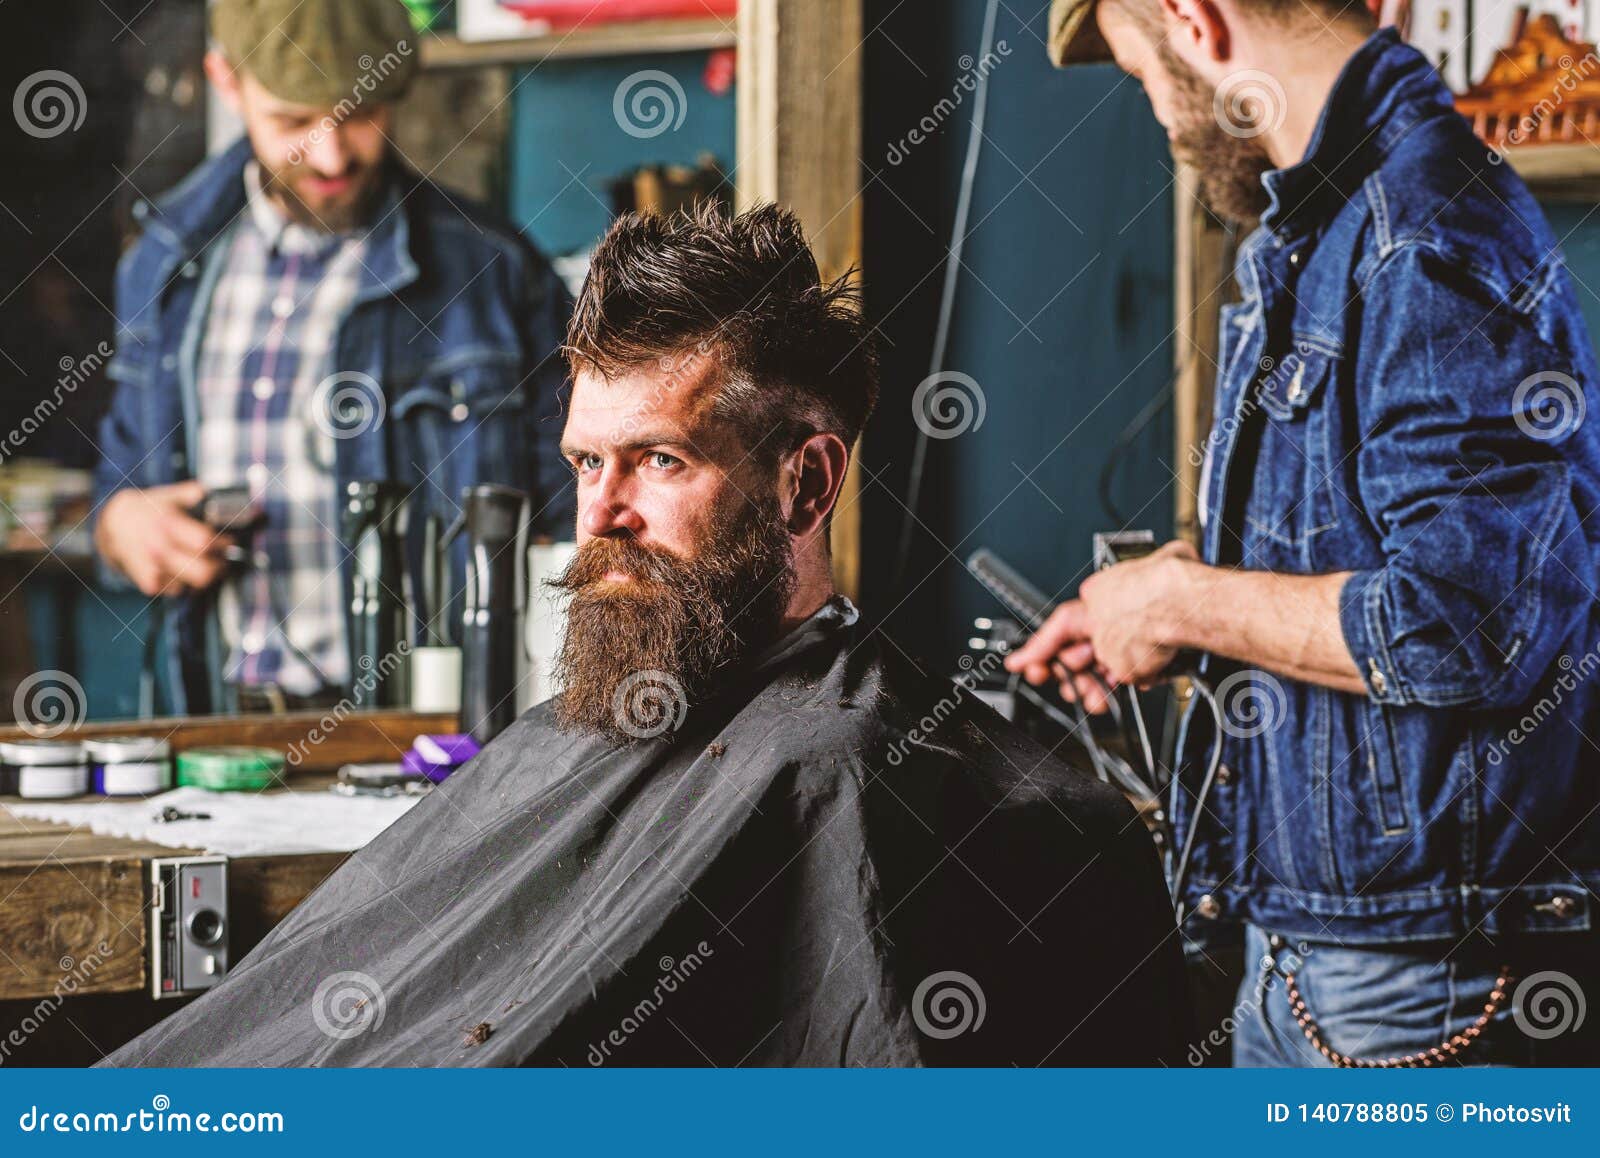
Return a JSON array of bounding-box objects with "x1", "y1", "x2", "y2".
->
[{"x1": 102, "y1": 600, "x2": 1191, "y2": 1067}]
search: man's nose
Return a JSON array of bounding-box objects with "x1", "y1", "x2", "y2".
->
[
  {"x1": 580, "y1": 468, "x2": 644, "y2": 540},
  {"x1": 305, "y1": 130, "x2": 350, "y2": 175}
]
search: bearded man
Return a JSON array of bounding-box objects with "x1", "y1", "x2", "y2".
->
[
  {"x1": 101, "y1": 205, "x2": 1191, "y2": 1068},
  {"x1": 91, "y1": 0, "x2": 572, "y2": 715},
  {"x1": 1018, "y1": 0, "x2": 1600, "y2": 1066}
]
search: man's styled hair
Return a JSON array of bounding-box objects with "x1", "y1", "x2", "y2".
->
[{"x1": 564, "y1": 203, "x2": 879, "y2": 466}]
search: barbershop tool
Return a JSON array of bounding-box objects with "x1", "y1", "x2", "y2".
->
[
  {"x1": 966, "y1": 543, "x2": 1226, "y2": 919},
  {"x1": 411, "y1": 513, "x2": 463, "y2": 712},
  {"x1": 195, "y1": 485, "x2": 266, "y2": 566},
  {"x1": 343, "y1": 480, "x2": 410, "y2": 707},
  {"x1": 154, "y1": 805, "x2": 213, "y2": 823},
  {"x1": 443, "y1": 485, "x2": 530, "y2": 744}
]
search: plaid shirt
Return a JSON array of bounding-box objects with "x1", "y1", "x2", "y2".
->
[{"x1": 194, "y1": 163, "x2": 381, "y2": 696}]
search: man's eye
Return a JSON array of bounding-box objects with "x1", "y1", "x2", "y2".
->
[
  {"x1": 572, "y1": 453, "x2": 601, "y2": 474},
  {"x1": 645, "y1": 451, "x2": 681, "y2": 471}
]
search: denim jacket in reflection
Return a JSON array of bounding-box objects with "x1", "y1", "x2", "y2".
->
[{"x1": 92, "y1": 138, "x2": 574, "y2": 712}]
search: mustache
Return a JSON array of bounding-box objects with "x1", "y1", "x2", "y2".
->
[{"x1": 548, "y1": 536, "x2": 688, "y2": 592}]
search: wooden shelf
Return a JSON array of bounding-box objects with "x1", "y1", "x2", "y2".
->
[
  {"x1": 1500, "y1": 142, "x2": 1600, "y2": 200},
  {"x1": 419, "y1": 18, "x2": 737, "y2": 69}
]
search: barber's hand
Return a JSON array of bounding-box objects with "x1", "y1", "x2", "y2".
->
[
  {"x1": 1005, "y1": 540, "x2": 1200, "y2": 712},
  {"x1": 95, "y1": 481, "x2": 234, "y2": 596}
]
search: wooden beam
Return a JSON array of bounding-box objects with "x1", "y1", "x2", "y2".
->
[
  {"x1": 736, "y1": 0, "x2": 865, "y2": 599},
  {"x1": 1172, "y1": 168, "x2": 1234, "y2": 547}
]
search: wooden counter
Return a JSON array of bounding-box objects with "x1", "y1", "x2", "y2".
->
[{"x1": 0, "y1": 709, "x2": 452, "y2": 1064}]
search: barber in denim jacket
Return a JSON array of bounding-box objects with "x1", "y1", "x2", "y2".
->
[
  {"x1": 1020, "y1": 0, "x2": 1600, "y2": 1065},
  {"x1": 92, "y1": 0, "x2": 573, "y2": 714}
]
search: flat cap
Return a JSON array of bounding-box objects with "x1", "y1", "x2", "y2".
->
[
  {"x1": 211, "y1": 0, "x2": 418, "y2": 107},
  {"x1": 1049, "y1": 0, "x2": 1113, "y2": 67}
]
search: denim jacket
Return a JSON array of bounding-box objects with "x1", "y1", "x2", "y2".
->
[
  {"x1": 92, "y1": 138, "x2": 575, "y2": 713},
  {"x1": 1177, "y1": 30, "x2": 1600, "y2": 943}
]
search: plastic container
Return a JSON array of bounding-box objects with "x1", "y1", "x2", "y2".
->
[
  {"x1": 85, "y1": 736, "x2": 173, "y2": 797},
  {"x1": 0, "y1": 739, "x2": 90, "y2": 799},
  {"x1": 177, "y1": 746, "x2": 287, "y2": 792}
]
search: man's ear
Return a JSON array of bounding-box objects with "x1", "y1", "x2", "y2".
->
[
  {"x1": 783, "y1": 433, "x2": 850, "y2": 540},
  {"x1": 1160, "y1": 0, "x2": 1231, "y2": 63},
  {"x1": 203, "y1": 50, "x2": 245, "y2": 114}
]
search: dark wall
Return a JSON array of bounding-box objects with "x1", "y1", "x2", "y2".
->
[{"x1": 860, "y1": 0, "x2": 1177, "y2": 668}]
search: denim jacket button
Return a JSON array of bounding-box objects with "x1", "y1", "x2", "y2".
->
[
  {"x1": 1196, "y1": 894, "x2": 1221, "y2": 919},
  {"x1": 1214, "y1": 764, "x2": 1231, "y2": 785},
  {"x1": 1288, "y1": 250, "x2": 1302, "y2": 267},
  {"x1": 1367, "y1": 657, "x2": 1388, "y2": 696}
]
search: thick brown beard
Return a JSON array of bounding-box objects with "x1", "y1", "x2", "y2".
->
[
  {"x1": 547, "y1": 493, "x2": 796, "y2": 745},
  {"x1": 1159, "y1": 42, "x2": 1272, "y2": 225}
]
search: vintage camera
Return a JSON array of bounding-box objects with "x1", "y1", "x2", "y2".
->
[{"x1": 149, "y1": 856, "x2": 229, "y2": 999}]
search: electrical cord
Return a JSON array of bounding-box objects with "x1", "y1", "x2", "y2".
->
[
  {"x1": 1169, "y1": 674, "x2": 1225, "y2": 924},
  {"x1": 890, "y1": 0, "x2": 1002, "y2": 595}
]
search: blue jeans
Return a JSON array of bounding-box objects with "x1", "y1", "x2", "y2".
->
[{"x1": 1231, "y1": 925, "x2": 1599, "y2": 1068}]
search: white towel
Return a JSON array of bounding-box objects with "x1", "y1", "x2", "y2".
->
[{"x1": 3, "y1": 785, "x2": 422, "y2": 857}]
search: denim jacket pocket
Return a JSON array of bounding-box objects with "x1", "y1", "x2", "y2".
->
[
  {"x1": 391, "y1": 358, "x2": 528, "y2": 506},
  {"x1": 1243, "y1": 343, "x2": 1341, "y2": 557}
]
